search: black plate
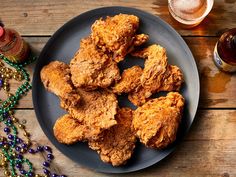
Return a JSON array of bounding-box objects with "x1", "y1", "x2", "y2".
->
[{"x1": 32, "y1": 6, "x2": 200, "y2": 173}]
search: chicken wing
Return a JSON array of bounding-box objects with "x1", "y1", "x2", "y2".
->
[
  {"x1": 70, "y1": 37, "x2": 120, "y2": 91},
  {"x1": 40, "y1": 61, "x2": 80, "y2": 107},
  {"x1": 128, "y1": 65, "x2": 184, "y2": 106},
  {"x1": 133, "y1": 44, "x2": 168, "y2": 92},
  {"x1": 60, "y1": 88, "x2": 118, "y2": 140},
  {"x1": 128, "y1": 44, "x2": 184, "y2": 106},
  {"x1": 91, "y1": 14, "x2": 147, "y2": 62},
  {"x1": 132, "y1": 92, "x2": 184, "y2": 149},
  {"x1": 88, "y1": 107, "x2": 136, "y2": 166},
  {"x1": 128, "y1": 86, "x2": 151, "y2": 107},
  {"x1": 112, "y1": 66, "x2": 143, "y2": 94},
  {"x1": 158, "y1": 65, "x2": 184, "y2": 92}
]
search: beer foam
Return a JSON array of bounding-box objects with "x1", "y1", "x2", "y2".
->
[
  {"x1": 170, "y1": 0, "x2": 208, "y2": 20},
  {"x1": 174, "y1": 0, "x2": 204, "y2": 13}
]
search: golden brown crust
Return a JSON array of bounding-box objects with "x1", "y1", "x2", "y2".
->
[
  {"x1": 128, "y1": 86, "x2": 151, "y2": 106},
  {"x1": 88, "y1": 107, "x2": 136, "y2": 166},
  {"x1": 40, "y1": 61, "x2": 80, "y2": 107},
  {"x1": 128, "y1": 65, "x2": 184, "y2": 106},
  {"x1": 60, "y1": 88, "x2": 118, "y2": 140},
  {"x1": 128, "y1": 44, "x2": 184, "y2": 106},
  {"x1": 91, "y1": 14, "x2": 140, "y2": 62},
  {"x1": 112, "y1": 66, "x2": 143, "y2": 94},
  {"x1": 135, "y1": 44, "x2": 168, "y2": 92},
  {"x1": 53, "y1": 114, "x2": 91, "y2": 144},
  {"x1": 132, "y1": 92, "x2": 185, "y2": 149},
  {"x1": 70, "y1": 37, "x2": 120, "y2": 90},
  {"x1": 158, "y1": 65, "x2": 184, "y2": 92},
  {"x1": 133, "y1": 34, "x2": 149, "y2": 46}
]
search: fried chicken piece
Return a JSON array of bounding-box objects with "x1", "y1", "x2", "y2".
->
[
  {"x1": 128, "y1": 65, "x2": 184, "y2": 106},
  {"x1": 128, "y1": 86, "x2": 151, "y2": 106},
  {"x1": 60, "y1": 88, "x2": 118, "y2": 140},
  {"x1": 127, "y1": 34, "x2": 149, "y2": 54},
  {"x1": 112, "y1": 66, "x2": 143, "y2": 94},
  {"x1": 133, "y1": 44, "x2": 168, "y2": 92},
  {"x1": 132, "y1": 92, "x2": 185, "y2": 149},
  {"x1": 53, "y1": 114, "x2": 91, "y2": 144},
  {"x1": 89, "y1": 108, "x2": 136, "y2": 166},
  {"x1": 40, "y1": 61, "x2": 80, "y2": 107},
  {"x1": 128, "y1": 44, "x2": 184, "y2": 106},
  {"x1": 70, "y1": 37, "x2": 120, "y2": 91},
  {"x1": 91, "y1": 14, "x2": 140, "y2": 62},
  {"x1": 158, "y1": 65, "x2": 184, "y2": 92},
  {"x1": 133, "y1": 34, "x2": 149, "y2": 46}
]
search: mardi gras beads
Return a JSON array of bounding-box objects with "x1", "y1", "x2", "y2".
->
[{"x1": 0, "y1": 53, "x2": 67, "y2": 177}]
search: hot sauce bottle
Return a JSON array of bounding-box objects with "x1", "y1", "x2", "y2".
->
[
  {"x1": 0, "y1": 24, "x2": 29, "y2": 63},
  {"x1": 213, "y1": 28, "x2": 236, "y2": 72}
]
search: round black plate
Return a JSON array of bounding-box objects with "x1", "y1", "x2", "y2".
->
[{"x1": 32, "y1": 6, "x2": 199, "y2": 173}]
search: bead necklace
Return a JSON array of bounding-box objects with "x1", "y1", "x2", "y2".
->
[{"x1": 0, "y1": 53, "x2": 66, "y2": 177}]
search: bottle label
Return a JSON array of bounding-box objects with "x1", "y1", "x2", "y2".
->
[{"x1": 213, "y1": 43, "x2": 236, "y2": 72}]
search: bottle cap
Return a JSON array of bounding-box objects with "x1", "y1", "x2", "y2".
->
[{"x1": 0, "y1": 26, "x2": 4, "y2": 37}]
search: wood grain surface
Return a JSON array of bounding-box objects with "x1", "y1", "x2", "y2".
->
[
  {"x1": 1, "y1": 0, "x2": 236, "y2": 36},
  {"x1": 0, "y1": 0, "x2": 236, "y2": 176}
]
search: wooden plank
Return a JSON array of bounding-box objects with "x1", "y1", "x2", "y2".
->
[
  {"x1": 184, "y1": 37, "x2": 236, "y2": 108},
  {"x1": 0, "y1": 0, "x2": 235, "y2": 36},
  {"x1": 1, "y1": 36, "x2": 235, "y2": 108},
  {"x1": 0, "y1": 109, "x2": 235, "y2": 177}
]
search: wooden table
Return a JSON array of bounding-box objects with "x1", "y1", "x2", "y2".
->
[{"x1": 1, "y1": 0, "x2": 236, "y2": 176}]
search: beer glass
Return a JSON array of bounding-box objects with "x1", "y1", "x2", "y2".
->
[{"x1": 168, "y1": 0, "x2": 214, "y2": 28}]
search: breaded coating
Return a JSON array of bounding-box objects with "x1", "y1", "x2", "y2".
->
[
  {"x1": 60, "y1": 89, "x2": 118, "y2": 140},
  {"x1": 133, "y1": 34, "x2": 149, "y2": 47},
  {"x1": 128, "y1": 86, "x2": 151, "y2": 106},
  {"x1": 40, "y1": 61, "x2": 80, "y2": 107},
  {"x1": 91, "y1": 14, "x2": 140, "y2": 62},
  {"x1": 158, "y1": 65, "x2": 184, "y2": 92},
  {"x1": 128, "y1": 44, "x2": 184, "y2": 106},
  {"x1": 127, "y1": 34, "x2": 149, "y2": 54},
  {"x1": 89, "y1": 108, "x2": 136, "y2": 166},
  {"x1": 132, "y1": 92, "x2": 185, "y2": 149},
  {"x1": 70, "y1": 37, "x2": 120, "y2": 90},
  {"x1": 128, "y1": 65, "x2": 184, "y2": 106},
  {"x1": 112, "y1": 66, "x2": 143, "y2": 94},
  {"x1": 53, "y1": 114, "x2": 90, "y2": 144},
  {"x1": 133, "y1": 44, "x2": 168, "y2": 92}
]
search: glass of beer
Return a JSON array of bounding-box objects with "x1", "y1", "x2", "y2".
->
[{"x1": 168, "y1": 0, "x2": 214, "y2": 28}]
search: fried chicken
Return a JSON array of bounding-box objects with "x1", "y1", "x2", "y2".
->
[
  {"x1": 127, "y1": 34, "x2": 149, "y2": 54},
  {"x1": 132, "y1": 34, "x2": 149, "y2": 47},
  {"x1": 128, "y1": 44, "x2": 184, "y2": 106},
  {"x1": 133, "y1": 44, "x2": 168, "y2": 92},
  {"x1": 60, "y1": 88, "x2": 118, "y2": 140},
  {"x1": 89, "y1": 107, "x2": 136, "y2": 166},
  {"x1": 91, "y1": 14, "x2": 147, "y2": 62},
  {"x1": 70, "y1": 37, "x2": 120, "y2": 91},
  {"x1": 128, "y1": 86, "x2": 151, "y2": 107},
  {"x1": 128, "y1": 65, "x2": 184, "y2": 106},
  {"x1": 40, "y1": 61, "x2": 80, "y2": 107},
  {"x1": 132, "y1": 92, "x2": 184, "y2": 149},
  {"x1": 158, "y1": 65, "x2": 184, "y2": 92},
  {"x1": 53, "y1": 114, "x2": 91, "y2": 144},
  {"x1": 112, "y1": 66, "x2": 143, "y2": 94}
]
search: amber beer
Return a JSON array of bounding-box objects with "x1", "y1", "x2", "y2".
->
[
  {"x1": 213, "y1": 28, "x2": 236, "y2": 72},
  {"x1": 168, "y1": 0, "x2": 214, "y2": 28}
]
